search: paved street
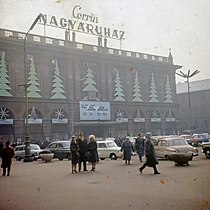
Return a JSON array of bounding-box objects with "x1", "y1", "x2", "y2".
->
[{"x1": 0, "y1": 153, "x2": 210, "y2": 210}]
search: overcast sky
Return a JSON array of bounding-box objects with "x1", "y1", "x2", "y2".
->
[{"x1": 0, "y1": 0, "x2": 210, "y2": 83}]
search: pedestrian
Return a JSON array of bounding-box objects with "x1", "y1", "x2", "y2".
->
[
  {"x1": 121, "y1": 136, "x2": 135, "y2": 165},
  {"x1": 77, "y1": 132, "x2": 88, "y2": 172},
  {"x1": 139, "y1": 133, "x2": 160, "y2": 175},
  {"x1": 87, "y1": 134, "x2": 97, "y2": 171},
  {"x1": 70, "y1": 136, "x2": 79, "y2": 174},
  {"x1": 1, "y1": 141, "x2": 14, "y2": 176},
  {"x1": 135, "y1": 133, "x2": 145, "y2": 162}
]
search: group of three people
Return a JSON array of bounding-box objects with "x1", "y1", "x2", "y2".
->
[
  {"x1": 121, "y1": 133, "x2": 160, "y2": 175},
  {"x1": 70, "y1": 133, "x2": 98, "y2": 174}
]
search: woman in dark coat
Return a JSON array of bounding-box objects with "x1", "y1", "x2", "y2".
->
[
  {"x1": 87, "y1": 134, "x2": 97, "y2": 171},
  {"x1": 70, "y1": 136, "x2": 79, "y2": 174},
  {"x1": 121, "y1": 137, "x2": 134, "y2": 165},
  {"x1": 139, "y1": 133, "x2": 160, "y2": 174}
]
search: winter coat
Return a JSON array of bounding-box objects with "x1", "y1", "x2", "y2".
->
[
  {"x1": 77, "y1": 138, "x2": 88, "y2": 162},
  {"x1": 87, "y1": 141, "x2": 97, "y2": 163},
  {"x1": 144, "y1": 138, "x2": 158, "y2": 167},
  {"x1": 1, "y1": 146, "x2": 14, "y2": 168},
  {"x1": 70, "y1": 143, "x2": 79, "y2": 164},
  {"x1": 121, "y1": 140, "x2": 134, "y2": 161},
  {"x1": 135, "y1": 137, "x2": 145, "y2": 157}
]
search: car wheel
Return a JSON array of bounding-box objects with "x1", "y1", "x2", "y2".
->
[
  {"x1": 16, "y1": 156, "x2": 21, "y2": 161},
  {"x1": 197, "y1": 141, "x2": 202, "y2": 147},
  {"x1": 110, "y1": 153, "x2": 117, "y2": 160},
  {"x1": 165, "y1": 155, "x2": 171, "y2": 160},
  {"x1": 204, "y1": 149, "x2": 210, "y2": 159},
  {"x1": 59, "y1": 158, "x2": 63, "y2": 161}
]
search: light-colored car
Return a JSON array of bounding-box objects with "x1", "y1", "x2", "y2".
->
[
  {"x1": 14, "y1": 144, "x2": 42, "y2": 161},
  {"x1": 154, "y1": 136, "x2": 198, "y2": 160},
  {"x1": 97, "y1": 140, "x2": 123, "y2": 160},
  {"x1": 179, "y1": 134, "x2": 192, "y2": 145}
]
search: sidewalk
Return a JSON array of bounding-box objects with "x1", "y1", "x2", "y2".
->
[{"x1": 0, "y1": 156, "x2": 209, "y2": 210}]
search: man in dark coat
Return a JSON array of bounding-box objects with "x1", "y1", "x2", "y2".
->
[
  {"x1": 77, "y1": 132, "x2": 88, "y2": 172},
  {"x1": 139, "y1": 133, "x2": 160, "y2": 175},
  {"x1": 1, "y1": 141, "x2": 14, "y2": 176},
  {"x1": 135, "y1": 133, "x2": 145, "y2": 162}
]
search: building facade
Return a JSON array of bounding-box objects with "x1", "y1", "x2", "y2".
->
[
  {"x1": 0, "y1": 28, "x2": 182, "y2": 144},
  {"x1": 176, "y1": 79, "x2": 210, "y2": 133}
]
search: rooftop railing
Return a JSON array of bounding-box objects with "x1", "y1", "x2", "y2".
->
[{"x1": 0, "y1": 28, "x2": 171, "y2": 63}]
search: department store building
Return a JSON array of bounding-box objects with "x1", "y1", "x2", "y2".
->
[{"x1": 0, "y1": 13, "x2": 182, "y2": 143}]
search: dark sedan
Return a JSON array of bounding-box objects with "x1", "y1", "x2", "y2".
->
[{"x1": 40, "y1": 141, "x2": 71, "y2": 160}]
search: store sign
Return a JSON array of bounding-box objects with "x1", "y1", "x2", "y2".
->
[
  {"x1": 166, "y1": 118, "x2": 175, "y2": 122},
  {"x1": 0, "y1": 119, "x2": 13, "y2": 124},
  {"x1": 38, "y1": 5, "x2": 125, "y2": 40},
  {"x1": 26, "y1": 119, "x2": 42, "y2": 124},
  {"x1": 151, "y1": 118, "x2": 161, "y2": 122},
  {"x1": 52, "y1": 118, "x2": 68, "y2": 124},
  {"x1": 80, "y1": 101, "x2": 110, "y2": 120},
  {"x1": 134, "y1": 118, "x2": 145, "y2": 123}
]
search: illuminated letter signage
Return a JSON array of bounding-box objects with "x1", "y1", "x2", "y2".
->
[{"x1": 38, "y1": 5, "x2": 125, "y2": 40}]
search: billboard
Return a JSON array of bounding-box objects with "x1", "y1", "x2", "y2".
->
[{"x1": 80, "y1": 101, "x2": 110, "y2": 120}]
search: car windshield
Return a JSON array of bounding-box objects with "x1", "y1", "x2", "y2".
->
[
  {"x1": 106, "y1": 142, "x2": 118, "y2": 148},
  {"x1": 30, "y1": 145, "x2": 40, "y2": 150},
  {"x1": 62, "y1": 142, "x2": 70, "y2": 148}
]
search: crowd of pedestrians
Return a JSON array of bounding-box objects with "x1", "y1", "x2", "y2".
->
[
  {"x1": 0, "y1": 131, "x2": 160, "y2": 176},
  {"x1": 69, "y1": 131, "x2": 160, "y2": 175}
]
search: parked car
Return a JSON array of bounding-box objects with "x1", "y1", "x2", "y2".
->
[
  {"x1": 191, "y1": 134, "x2": 210, "y2": 146},
  {"x1": 14, "y1": 144, "x2": 42, "y2": 161},
  {"x1": 40, "y1": 141, "x2": 71, "y2": 160},
  {"x1": 179, "y1": 134, "x2": 192, "y2": 145},
  {"x1": 154, "y1": 136, "x2": 198, "y2": 160},
  {"x1": 97, "y1": 140, "x2": 123, "y2": 160},
  {"x1": 201, "y1": 142, "x2": 210, "y2": 159}
]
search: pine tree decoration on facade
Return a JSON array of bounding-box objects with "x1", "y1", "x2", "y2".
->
[
  {"x1": 149, "y1": 72, "x2": 159, "y2": 102},
  {"x1": 113, "y1": 68, "x2": 125, "y2": 101},
  {"x1": 132, "y1": 71, "x2": 143, "y2": 102},
  {"x1": 82, "y1": 66, "x2": 99, "y2": 100},
  {"x1": 0, "y1": 51, "x2": 12, "y2": 96},
  {"x1": 27, "y1": 58, "x2": 42, "y2": 98},
  {"x1": 51, "y1": 60, "x2": 67, "y2": 99},
  {"x1": 164, "y1": 74, "x2": 173, "y2": 103}
]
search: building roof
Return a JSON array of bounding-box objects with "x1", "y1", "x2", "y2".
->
[{"x1": 176, "y1": 79, "x2": 210, "y2": 94}]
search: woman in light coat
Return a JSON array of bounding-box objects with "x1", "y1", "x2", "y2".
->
[{"x1": 87, "y1": 134, "x2": 97, "y2": 171}]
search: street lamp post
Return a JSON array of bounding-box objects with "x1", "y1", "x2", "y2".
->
[
  {"x1": 22, "y1": 14, "x2": 41, "y2": 162},
  {"x1": 176, "y1": 69, "x2": 200, "y2": 131}
]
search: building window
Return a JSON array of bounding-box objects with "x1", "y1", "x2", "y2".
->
[
  {"x1": 143, "y1": 54, "x2": 148, "y2": 59},
  {"x1": 59, "y1": 40, "x2": 64, "y2": 46},
  {"x1": 4, "y1": 31, "x2": 13, "y2": 37},
  {"x1": 45, "y1": 38, "x2": 53, "y2": 44},
  {"x1": 33, "y1": 36, "x2": 41, "y2": 42},
  {"x1": 77, "y1": 43, "x2": 83, "y2": 49},
  {"x1": 18, "y1": 33, "x2": 25, "y2": 39}
]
